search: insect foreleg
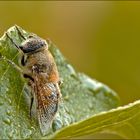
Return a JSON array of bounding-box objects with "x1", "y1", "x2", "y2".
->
[
  {"x1": 58, "y1": 79, "x2": 63, "y2": 86},
  {"x1": 0, "y1": 55, "x2": 23, "y2": 74}
]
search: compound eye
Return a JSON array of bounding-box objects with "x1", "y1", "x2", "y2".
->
[{"x1": 19, "y1": 45, "x2": 23, "y2": 50}]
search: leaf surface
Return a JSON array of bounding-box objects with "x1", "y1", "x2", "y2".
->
[{"x1": 53, "y1": 100, "x2": 140, "y2": 139}]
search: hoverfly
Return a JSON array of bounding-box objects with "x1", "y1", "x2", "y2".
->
[{"x1": 0, "y1": 26, "x2": 62, "y2": 135}]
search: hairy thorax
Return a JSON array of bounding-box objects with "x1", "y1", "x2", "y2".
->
[{"x1": 25, "y1": 49, "x2": 59, "y2": 83}]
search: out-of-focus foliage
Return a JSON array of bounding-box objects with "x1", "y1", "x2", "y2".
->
[
  {"x1": 0, "y1": 1, "x2": 140, "y2": 105},
  {"x1": 53, "y1": 100, "x2": 140, "y2": 139}
]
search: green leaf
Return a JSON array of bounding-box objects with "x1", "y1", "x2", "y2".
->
[
  {"x1": 0, "y1": 26, "x2": 119, "y2": 139},
  {"x1": 53, "y1": 100, "x2": 140, "y2": 139}
]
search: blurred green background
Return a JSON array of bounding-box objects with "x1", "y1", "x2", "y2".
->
[{"x1": 0, "y1": 1, "x2": 140, "y2": 105}]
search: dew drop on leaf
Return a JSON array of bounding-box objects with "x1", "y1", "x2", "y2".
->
[
  {"x1": 52, "y1": 118, "x2": 63, "y2": 131},
  {"x1": 3, "y1": 118, "x2": 12, "y2": 125},
  {"x1": 6, "y1": 109, "x2": 12, "y2": 116}
]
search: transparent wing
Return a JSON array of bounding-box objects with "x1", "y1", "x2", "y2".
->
[{"x1": 36, "y1": 82, "x2": 60, "y2": 135}]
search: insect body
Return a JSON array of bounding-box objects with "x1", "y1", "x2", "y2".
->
[{"x1": 2, "y1": 26, "x2": 61, "y2": 135}]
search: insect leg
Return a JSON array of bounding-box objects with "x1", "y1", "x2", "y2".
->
[
  {"x1": 15, "y1": 25, "x2": 26, "y2": 40},
  {"x1": 58, "y1": 79, "x2": 63, "y2": 86},
  {"x1": 30, "y1": 95, "x2": 34, "y2": 118},
  {"x1": 0, "y1": 55, "x2": 23, "y2": 74},
  {"x1": 27, "y1": 80, "x2": 36, "y2": 118}
]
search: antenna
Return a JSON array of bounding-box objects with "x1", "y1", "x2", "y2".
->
[
  {"x1": 15, "y1": 25, "x2": 26, "y2": 40},
  {"x1": 5, "y1": 32, "x2": 20, "y2": 50},
  {"x1": 5, "y1": 32, "x2": 24, "y2": 55}
]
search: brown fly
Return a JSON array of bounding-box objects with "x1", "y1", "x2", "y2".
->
[{"x1": 0, "y1": 26, "x2": 62, "y2": 135}]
